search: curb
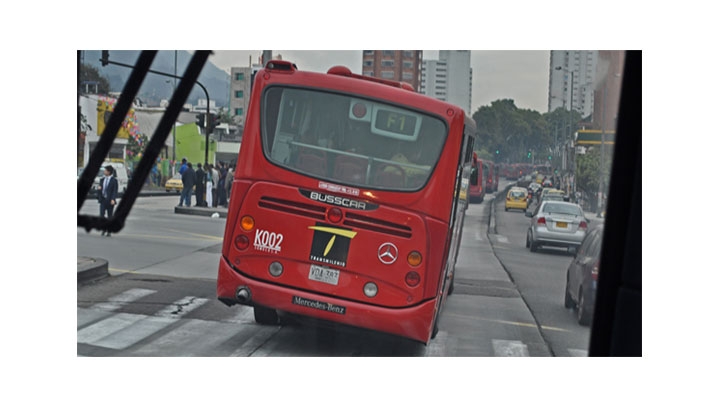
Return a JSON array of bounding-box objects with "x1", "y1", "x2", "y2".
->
[
  {"x1": 77, "y1": 257, "x2": 109, "y2": 285},
  {"x1": 174, "y1": 206, "x2": 228, "y2": 218}
]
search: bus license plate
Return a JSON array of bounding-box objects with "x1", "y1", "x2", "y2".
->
[
  {"x1": 556, "y1": 222, "x2": 568, "y2": 228},
  {"x1": 309, "y1": 265, "x2": 339, "y2": 286}
]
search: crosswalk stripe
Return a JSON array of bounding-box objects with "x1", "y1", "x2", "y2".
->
[
  {"x1": 77, "y1": 313, "x2": 146, "y2": 345},
  {"x1": 492, "y1": 339, "x2": 529, "y2": 357},
  {"x1": 78, "y1": 307, "x2": 113, "y2": 329},
  {"x1": 130, "y1": 319, "x2": 248, "y2": 356},
  {"x1": 225, "y1": 306, "x2": 256, "y2": 324},
  {"x1": 154, "y1": 296, "x2": 209, "y2": 319},
  {"x1": 90, "y1": 288, "x2": 156, "y2": 312},
  {"x1": 91, "y1": 316, "x2": 179, "y2": 350},
  {"x1": 567, "y1": 348, "x2": 588, "y2": 357},
  {"x1": 425, "y1": 331, "x2": 448, "y2": 357},
  {"x1": 231, "y1": 326, "x2": 281, "y2": 357}
]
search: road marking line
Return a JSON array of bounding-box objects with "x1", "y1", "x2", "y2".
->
[
  {"x1": 77, "y1": 313, "x2": 146, "y2": 345},
  {"x1": 495, "y1": 235, "x2": 509, "y2": 243},
  {"x1": 77, "y1": 307, "x2": 113, "y2": 329},
  {"x1": 425, "y1": 330, "x2": 448, "y2": 357},
  {"x1": 568, "y1": 348, "x2": 588, "y2": 357},
  {"x1": 108, "y1": 268, "x2": 137, "y2": 274},
  {"x1": 225, "y1": 306, "x2": 255, "y2": 324},
  {"x1": 230, "y1": 326, "x2": 281, "y2": 357},
  {"x1": 130, "y1": 319, "x2": 250, "y2": 356},
  {"x1": 154, "y1": 296, "x2": 209, "y2": 319},
  {"x1": 89, "y1": 288, "x2": 156, "y2": 312},
  {"x1": 116, "y1": 233, "x2": 214, "y2": 242},
  {"x1": 474, "y1": 230, "x2": 483, "y2": 241},
  {"x1": 492, "y1": 339, "x2": 529, "y2": 357},
  {"x1": 446, "y1": 313, "x2": 571, "y2": 333},
  {"x1": 91, "y1": 316, "x2": 178, "y2": 350}
]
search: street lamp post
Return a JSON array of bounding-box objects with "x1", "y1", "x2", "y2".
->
[
  {"x1": 556, "y1": 65, "x2": 576, "y2": 201},
  {"x1": 165, "y1": 79, "x2": 176, "y2": 166}
]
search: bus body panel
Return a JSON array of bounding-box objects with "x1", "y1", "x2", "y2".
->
[{"x1": 218, "y1": 62, "x2": 475, "y2": 343}]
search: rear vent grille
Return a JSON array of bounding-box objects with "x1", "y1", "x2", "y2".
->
[
  {"x1": 259, "y1": 196, "x2": 326, "y2": 220},
  {"x1": 344, "y1": 212, "x2": 412, "y2": 238}
]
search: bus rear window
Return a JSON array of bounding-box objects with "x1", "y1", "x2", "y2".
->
[{"x1": 262, "y1": 86, "x2": 447, "y2": 191}]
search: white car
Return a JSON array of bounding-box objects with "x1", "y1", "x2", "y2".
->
[{"x1": 525, "y1": 201, "x2": 589, "y2": 253}]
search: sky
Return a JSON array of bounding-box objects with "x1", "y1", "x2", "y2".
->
[{"x1": 208, "y1": 50, "x2": 551, "y2": 114}]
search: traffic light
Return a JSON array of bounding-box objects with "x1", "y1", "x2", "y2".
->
[
  {"x1": 548, "y1": 155, "x2": 552, "y2": 160},
  {"x1": 208, "y1": 113, "x2": 220, "y2": 133},
  {"x1": 527, "y1": 151, "x2": 532, "y2": 159},
  {"x1": 101, "y1": 50, "x2": 109, "y2": 66},
  {"x1": 195, "y1": 113, "x2": 205, "y2": 129},
  {"x1": 495, "y1": 149, "x2": 500, "y2": 155}
]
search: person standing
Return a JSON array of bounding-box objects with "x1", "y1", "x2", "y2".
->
[
  {"x1": 224, "y1": 163, "x2": 234, "y2": 208},
  {"x1": 194, "y1": 162, "x2": 206, "y2": 207},
  {"x1": 217, "y1": 163, "x2": 227, "y2": 207},
  {"x1": 211, "y1": 164, "x2": 219, "y2": 207},
  {"x1": 97, "y1": 165, "x2": 118, "y2": 237},
  {"x1": 179, "y1": 161, "x2": 193, "y2": 207},
  {"x1": 179, "y1": 157, "x2": 188, "y2": 175},
  {"x1": 204, "y1": 163, "x2": 214, "y2": 207}
]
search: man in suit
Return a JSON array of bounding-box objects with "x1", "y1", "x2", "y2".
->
[
  {"x1": 194, "y1": 162, "x2": 205, "y2": 207},
  {"x1": 97, "y1": 165, "x2": 118, "y2": 237}
]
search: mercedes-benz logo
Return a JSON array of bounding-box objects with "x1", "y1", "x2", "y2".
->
[{"x1": 378, "y1": 242, "x2": 398, "y2": 265}]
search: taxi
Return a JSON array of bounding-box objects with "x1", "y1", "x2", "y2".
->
[{"x1": 505, "y1": 187, "x2": 529, "y2": 212}]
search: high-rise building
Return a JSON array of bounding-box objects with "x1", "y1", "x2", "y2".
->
[
  {"x1": 548, "y1": 50, "x2": 598, "y2": 117},
  {"x1": 592, "y1": 51, "x2": 625, "y2": 132},
  {"x1": 361, "y1": 50, "x2": 423, "y2": 90},
  {"x1": 230, "y1": 67, "x2": 254, "y2": 126},
  {"x1": 420, "y1": 51, "x2": 472, "y2": 115}
]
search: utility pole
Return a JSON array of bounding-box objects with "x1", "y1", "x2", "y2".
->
[{"x1": 172, "y1": 50, "x2": 177, "y2": 173}]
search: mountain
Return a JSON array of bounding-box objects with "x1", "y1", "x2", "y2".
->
[{"x1": 82, "y1": 50, "x2": 230, "y2": 108}]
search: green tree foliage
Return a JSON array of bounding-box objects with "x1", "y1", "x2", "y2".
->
[
  {"x1": 576, "y1": 146, "x2": 613, "y2": 195},
  {"x1": 472, "y1": 101, "x2": 583, "y2": 164},
  {"x1": 80, "y1": 63, "x2": 111, "y2": 94}
]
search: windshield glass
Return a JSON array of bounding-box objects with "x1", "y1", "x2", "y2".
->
[{"x1": 262, "y1": 86, "x2": 447, "y2": 191}]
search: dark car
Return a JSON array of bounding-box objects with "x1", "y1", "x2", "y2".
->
[{"x1": 564, "y1": 224, "x2": 604, "y2": 326}]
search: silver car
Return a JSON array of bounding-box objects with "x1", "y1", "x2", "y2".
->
[{"x1": 525, "y1": 201, "x2": 588, "y2": 253}]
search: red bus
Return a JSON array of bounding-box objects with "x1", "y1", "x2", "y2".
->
[
  {"x1": 468, "y1": 152, "x2": 485, "y2": 203},
  {"x1": 217, "y1": 61, "x2": 477, "y2": 344}
]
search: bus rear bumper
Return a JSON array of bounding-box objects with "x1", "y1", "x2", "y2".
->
[{"x1": 217, "y1": 257, "x2": 436, "y2": 343}]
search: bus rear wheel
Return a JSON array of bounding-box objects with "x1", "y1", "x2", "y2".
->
[{"x1": 253, "y1": 305, "x2": 278, "y2": 325}]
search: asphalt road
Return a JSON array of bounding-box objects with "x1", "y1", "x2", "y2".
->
[{"x1": 77, "y1": 185, "x2": 591, "y2": 356}]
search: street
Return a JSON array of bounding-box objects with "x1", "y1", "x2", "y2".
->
[{"x1": 77, "y1": 182, "x2": 591, "y2": 356}]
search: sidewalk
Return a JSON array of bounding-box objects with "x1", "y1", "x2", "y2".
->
[{"x1": 77, "y1": 256, "x2": 108, "y2": 284}]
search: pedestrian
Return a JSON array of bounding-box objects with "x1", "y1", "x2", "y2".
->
[
  {"x1": 195, "y1": 162, "x2": 206, "y2": 207},
  {"x1": 211, "y1": 163, "x2": 219, "y2": 207},
  {"x1": 223, "y1": 164, "x2": 233, "y2": 208},
  {"x1": 179, "y1": 157, "x2": 188, "y2": 175},
  {"x1": 217, "y1": 162, "x2": 228, "y2": 207},
  {"x1": 179, "y1": 161, "x2": 194, "y2": 207},
  {"x1": 204, "y1": 163, "x2": 214, "y2": 207},
  {"x1": 97, "y1": 165, "x2": 118, "y2": 237}
]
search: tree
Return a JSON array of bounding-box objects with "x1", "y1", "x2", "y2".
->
[{"x1": 80, "y1": 63, "x2": 111, "y2": 94}]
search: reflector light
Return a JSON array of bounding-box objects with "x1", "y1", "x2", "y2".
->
[
  {"x1": 328, "y1": 207, "x2": 343, "y2": 223},
  {"x1": 240, "y1": 216, "x2": 255, "y2": 231},
  {"x1": 405, "y1": 271, "x2": 421, "y2": 287},
  {"x1": 235, "y1": 235, "x2": 249, "y2": 250},
  {"x1": 364, "y1": 282, "x2": 378, "y2": 298},
  {"x1": 269, "y1": 261, "x2": 284, "y2": 277},
  {"x1": 407, "y1": 251, "x2": 422, "y2": 267},
  {"x1": 352, "y1": 103, "x2": 367, "y2": 118}
]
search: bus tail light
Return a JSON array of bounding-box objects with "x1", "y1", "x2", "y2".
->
[
  {"x1": 407, "y1": 251, "x2": 422, "y2": 267},
  {"x1": 269, "y1": 261, "x2": 283, "y2": 277},
  {"x1": 363, "y1": 282, "x2": 378, "y2": 298},
  {"x1": 235, "y1": 235, "x2": 250, "y2": 250},
  {"x1": 591, "y1": 261, "x2": 599, "y2": 281},
  {"x1": 240, "y1": 215, "x2": 255, "y2": 231},
  {"x1": 328, "y1": 207, "x2": 343, "y2": 223},
  {"x1": 405, "y1": 271, "x2": 421, "y2": 287}
]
